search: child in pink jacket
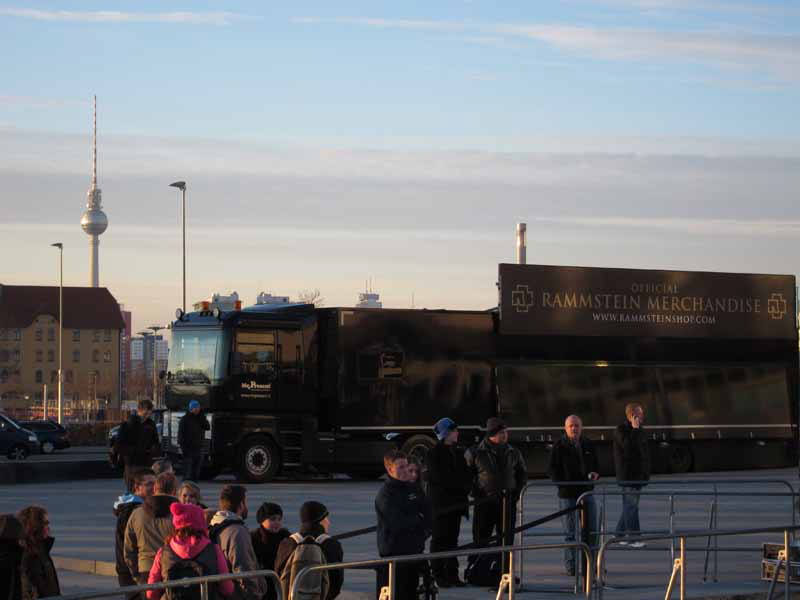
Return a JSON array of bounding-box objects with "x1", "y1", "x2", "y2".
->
[{"x1": 147, "y1": 503, "x2": 233, "y2": 599}]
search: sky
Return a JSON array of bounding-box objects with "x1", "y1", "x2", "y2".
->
[{"x1": 1, "y1": 0, "x2": 800, "y2": 334}]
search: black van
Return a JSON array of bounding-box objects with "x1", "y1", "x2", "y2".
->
[{"x1": 0, "y1": 414, "x2": 39, "y2": 459}]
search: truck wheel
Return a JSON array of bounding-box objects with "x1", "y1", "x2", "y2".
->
[
  {"x1": 238, "y1": 436, "x2": 280, "y2": 483},
  {"x1": 401, "y1": 435, "x2": 436, "y2": 466},
  {"x1": 668, "y1": 445, "x2": 693, "y2": 473}
]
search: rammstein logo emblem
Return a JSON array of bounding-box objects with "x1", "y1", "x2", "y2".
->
[
  {"x1": 767, "y1": 293, "x2": 787, "y2": 320},
  {"x1": 511, "y1": 284, "x2": 534, "y2": 313}
]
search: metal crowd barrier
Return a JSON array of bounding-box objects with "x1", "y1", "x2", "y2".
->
[
  {"x1": 516, "y1": 478, "x2": 797, "y2": 588},
  {"x1": 289, "y1": 541, "x2": 593, "y2": 600},
  {"x1": 43, "y1": 569, "x2": 281, "y2": 600},
  {"x1": 596, "y1": 525, "x2": 800, "y2": 600}
]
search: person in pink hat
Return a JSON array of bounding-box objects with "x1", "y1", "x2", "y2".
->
[{"x1": 147, "y1": 503, "x2": 233, "y2": 600}]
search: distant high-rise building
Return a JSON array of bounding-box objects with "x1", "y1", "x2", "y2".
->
[
  {"x1": 131, "y1": 335, "x2": 168, "y2": 379},
  {"x1": 80, "y1": 96, "x2": 108, "y2": 287},
  {"x1": 119, "y1": 305, "x2": 132, "y2": 402}
]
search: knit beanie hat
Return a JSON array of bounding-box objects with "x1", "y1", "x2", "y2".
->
[
  {"x1": 188, "y1": 400, "x2": 200, "y2": 410},
  {"x1": 299, "y1": 501, "x2": 329, "y2": 525},
  {"x1": 256, "y1": 502, "x2": 283, "y2": 524},
  {"x1": 171, "y1": 502, "x2": 207, "y2": 531},
  {"x1": 433, "y1": 417, "x2": 457, "y2": 441},
  {"x1": 486, "y1": 417, "x2": 507, "y2": 437}
]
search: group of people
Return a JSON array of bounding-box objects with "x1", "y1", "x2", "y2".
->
[
  {"x1": 547, "y1": 402, "x2": 650, "y2": 575},
  {"x1": 0, "y1": 507, "x2": 61, "y2": 600}
]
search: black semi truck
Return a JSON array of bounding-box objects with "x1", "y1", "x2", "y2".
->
[{"x1": 162, "y1": 264, "x2": 799, "y2": 482}]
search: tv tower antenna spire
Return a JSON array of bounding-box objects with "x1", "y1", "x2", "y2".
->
[{"x1": 80, "y1": 95, "x2": 108, "y2": 287}]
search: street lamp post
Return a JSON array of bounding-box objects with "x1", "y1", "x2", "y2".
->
[
  {"x1": 50, "y1": 243, "x2": 63, "y2": 424},
  {"x1": 169, "y1": 181, "x2": 187, "y2": 314},
  {"x1": 149, "y1": 325, "x2": 164, "y2": 407}
]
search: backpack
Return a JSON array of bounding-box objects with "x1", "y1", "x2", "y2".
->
[
  {"x1": 279, "y1": 533, "x2": 331, "y2": 600},
  {"x1": 160, "y1": 543, "x2": 217, "y2": 600},
  {"x1": 208, "y1": 520, "x2": 240, "y2": 545},
  {"x1": 464, "y1": 552, "x2": 501, "y2": 587}
]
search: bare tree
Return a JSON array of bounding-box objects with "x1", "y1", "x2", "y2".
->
[{"x1": 297, "y1": 288, "x2": 324, "y2": 307}]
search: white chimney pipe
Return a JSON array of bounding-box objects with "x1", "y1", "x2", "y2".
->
[{"x1": 516, "y1": 222, "x2": 527, "y2": 264}]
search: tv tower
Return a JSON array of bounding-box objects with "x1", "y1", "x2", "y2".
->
[{"x1": 80, "y1": 95, "x2": 108, "y2": 287}]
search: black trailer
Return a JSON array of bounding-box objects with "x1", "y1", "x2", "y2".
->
[{"x1": 162, "y1": 264, "x2": 799, "y2": 482}]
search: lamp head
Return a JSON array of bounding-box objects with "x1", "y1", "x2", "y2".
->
[
  {"x1": 51, "y1": 243, "x2": 63, "y2": 249},
  {"x1": 169, "y1": 181, "x2": 186, "y2": 191}
]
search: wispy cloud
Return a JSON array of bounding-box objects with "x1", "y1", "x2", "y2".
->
[
  {"x1": 571, "y1": 0, "x2": 800, "y2": 18},
  {"x1": 0, "y1": 94, "x2": 84, "y2": 108},
  {"x1": 0, "y1": 8, "x2": 245, "y2": 26},
  {"x1": 532, "y1": 216, "x2": 800, "y2": 238},
  {"x1": 294, "y1": 16, "x2": 800, "y2": 82}
]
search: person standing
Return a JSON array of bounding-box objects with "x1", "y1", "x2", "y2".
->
[
  {"x1": 469, "y1": 418, "x2": 527, "y2": 549},
  {"x1": 209, "y1": 485, "x2": 266, "y2": 600},
  {"x1": 17, "y1": 506, "x2": 60, "y2": 600},
  {"x1": 117, "y1": 400, "x2": 161, "y2": 492},
  {"x1": 275, "y1": 501, "x2": 344, "y2": 600},
  {"x1": 375, "y1": 449, "x2": 431, "y2": 600},
  {"x1": 547, "y1": 415, "x2": 599, "y2": 576},
  {"x1": 426, "y1": 418, "x2": 471, "y2": 588},
  {"x1": 0, "y1": 514, "x2": 24, "y2": 600},
  {"x1": 114, "y1": 468, "x2": 156, "y2": 593},
  {"x1": 124, "y1": 473, "x2": 179, "y2": 584},
  {"x1": 251, "y1": 503, "x2": 290, "y2": 600},
  {"x1": 178, "y1": 400, "x2": 209, "y2": 481},
  {"x1": 613, "y1": 402, "x2": 650, "y2": 547}
]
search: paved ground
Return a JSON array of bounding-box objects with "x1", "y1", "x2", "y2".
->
[
  {"x1": 0, "y1": 445, "x2": 108, "y2": 463},
  {"x1": 2, "y1": 468, "x2": 798, "y2": 599}
]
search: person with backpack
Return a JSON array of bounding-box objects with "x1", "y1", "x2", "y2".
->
[
  {"x1": 426, "y1": 418, "x2": 471, "y2": 588},
  {"x1": 275, "y1": 501, "x2": 343, "y2": 600},
  {"x1": 146, "y1": 503, "x2": 233, "y2": 600},
  {"x1": 115, "y1": 468, "x2": 156, "y2": 595},
  {"x1": 250, "y1": 503, "x2": 289, "y2": 600},
  {"x1": 208, "y1": 485, "x2": 266, "y2": 600},
  {"x1": 117, "y1": 400, "x2": 161, "y2": 492}
]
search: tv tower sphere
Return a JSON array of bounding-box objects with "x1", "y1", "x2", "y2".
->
[{"x1": 81, "y1": 95, "x2": 107, "y2": 287}]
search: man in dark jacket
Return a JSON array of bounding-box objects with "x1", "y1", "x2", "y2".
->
[
  {"x1": 0, "y1": 514, "x2": 24, "y2": 600},
  {"x1": 275, "y1": 501, "x2": 343, "y2": 600},
  {"x1": 117, "y1": 400, "x2": 161, "y2": 492},
  {"x1": 113, "y1": 468, "x2": 155, "y2": 595},
  {"x1": 547, "y1": 415, "x2": 599, "y2": 576},
  {"x1": 375, "y1": 449, "x2": 432, "y2": 600},
  {"x1": 613, "y1": 402, "x2": 650, "y2": 546},
  {"x1": 469, "y1": 417, "x2": 527, "y2": 548},
  {"x1": 426, "y1": 418, "x2": 471, "y2": 588},
  {"x1": 178, "y1": 400, "x2": 209, "y2": 481},
  {"x1": 251, "y1": 502, "x2": 290, "y2": 600}
]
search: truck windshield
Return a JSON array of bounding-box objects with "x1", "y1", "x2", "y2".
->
[{"x1": 169, "y1": 329, "x2": 223, "y2": 383}]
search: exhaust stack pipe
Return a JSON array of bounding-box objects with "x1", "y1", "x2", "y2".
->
[{"x1": 516, "y1": 222, "x2": 527, "y2": 264}]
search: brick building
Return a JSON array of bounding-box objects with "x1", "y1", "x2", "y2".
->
[{"x1": 0, "y1": 285, "x2": 125, "y2": 420}]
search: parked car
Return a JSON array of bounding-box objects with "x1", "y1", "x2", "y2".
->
[
  {"x1": 19, "y1": 420, "x2": 70, "y2": 454},
  {"x1": 0, "y1": 414, "x2": 40, "y2": 459}
]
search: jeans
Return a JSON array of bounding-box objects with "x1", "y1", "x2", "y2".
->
[
  {"x1": 182, "y1": 452, "x2": 204, "y2": 481},
  {"x1": 614, "y1": 486, "x2": 641, "y2": 537},
  {"x1": 559, "y1": 496, "x2": 597, "y2": 570}
]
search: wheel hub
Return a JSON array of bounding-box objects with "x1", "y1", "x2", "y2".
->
[{"x1": 246, "y1": 446, "x2": 270, "y2": 475}]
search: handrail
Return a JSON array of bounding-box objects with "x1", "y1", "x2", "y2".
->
[
  {"x1": 596, "y1": 525, "x2": 800, "y2": 600},
  {"x1": 289, "y1": 541, "x2": 593, "y2": 600},
  {"x1": 43, "y1": 569, "x2": 282, "y2": 600}
]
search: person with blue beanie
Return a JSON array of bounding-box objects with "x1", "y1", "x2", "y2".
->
[
  {"x1": 426, "y1": 418, "x2": 471, "y2": 587},
  {"x1": 178, "y1": 400, "x2": 209, "y2": 480}
]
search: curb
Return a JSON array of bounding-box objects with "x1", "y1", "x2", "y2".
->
[
  {"x1": 0, "y1": 460, "x2": 117, "y2": 484},
  {"x1": 53, "y1": 556, "x2": 117, "y2": 577}
]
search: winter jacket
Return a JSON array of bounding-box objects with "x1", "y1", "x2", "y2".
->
[
  {"x1": 274, "y1": 523, "x2": 343, "y2": 600},
  {"x1": 209, "y1": 512, "x2": 266, "y2": 600},
  {"x1": 0, "y1": 540, "x2": 23, "y2": 600},
  {"x1": 250, "y1": 527, "x2": 289, "y2": 600},
  {"x1": 117, "y1": 414, "x2": 161, "y2": 467},
  {"x1": 20, "y1": 538, "x2": 59, "y2": 600},
  {"x1": 547, "y1": 435, "x2": 599, "y2": 499},
  {"x1": 613, "y1": 421, "x2": 651, "y2": 486},
  {"x1": 178, "y1": 412, "x2": 209, "y2": 456},
  {"x1": 375, "y1": 476, "x2": 432, "y2": 557},
  {"x1": 426, "y1": 441, "x2": 471, "y2": 517},
  {"x1": 146, "y1": 535, "x2": 233, "y2": 600},
  {"x1": 470, "y1": 438, "x2": 527, "y2": 499},
  {"x1": 114, "y1": 494, "x2": 143, "y2": 581},
  {"x1": 124, "y1": 495, "x2": 178, "y2": 582}
]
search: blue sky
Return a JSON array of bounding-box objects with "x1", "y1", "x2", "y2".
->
[{"x1": 1, "y1": 1, "x2": 800, "y2": 332}]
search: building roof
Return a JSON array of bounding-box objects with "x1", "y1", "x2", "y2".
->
[{"x1": 0, "y1": 285, "x2": 125, "y2": 330}]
